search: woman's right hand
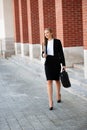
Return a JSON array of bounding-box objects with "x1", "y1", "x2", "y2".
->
[
  {"x1": 42, "y1": 51, "x2": 47, "y2": 58},
  {"x1": 43, "y1": 53, "x2": 47, "y2": 58}
]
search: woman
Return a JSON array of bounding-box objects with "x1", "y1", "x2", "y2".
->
[{"x1": 42, "y1": 28, "x2": 66, "y2": 110}]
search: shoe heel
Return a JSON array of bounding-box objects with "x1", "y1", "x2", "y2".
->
[
  {"x1": 49, "y1": 107, "x2": 53, "y2": 110},
  {"x1": 57, "y1": 94, "x2": 61, "y2": 103}
]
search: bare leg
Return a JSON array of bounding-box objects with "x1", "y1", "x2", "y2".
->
[
  {"x1": 47, "y1": 80, "x2": 53, "y2": 107},
  {"x1": 55, "y1": 80, "x2": 61, "y2": 101}
]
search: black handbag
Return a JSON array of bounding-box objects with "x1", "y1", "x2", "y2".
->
[{"x1": 60, "y1": 69, "x2": 71, "y2": 88}]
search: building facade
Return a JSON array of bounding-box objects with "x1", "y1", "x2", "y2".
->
[{"x1": 0, "y1": 0, "x2": 87, "y2": 78}]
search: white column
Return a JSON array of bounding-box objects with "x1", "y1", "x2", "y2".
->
[
  {"x1": 29, "y1": 44, "x2": 41, "y2": 59},
  {"x1": 64, "y1": 46, "x2": 84, "y2": 67},
  {"x1": 84, "y1": 50, "x2": 87, "y2": 79},
  {"x1": 15, "y1": 42, "x2": 21, "y2": 55},
  {"x1": 0, "y1": 0, "x2": 15, "y2": 58},
  {"x1": 21, "y1": 43, "x2": 29, "y2": 57}
]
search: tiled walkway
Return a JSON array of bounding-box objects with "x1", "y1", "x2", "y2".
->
[{"x1": 0, "y1": 57, "x2": 87, "y2": 130}]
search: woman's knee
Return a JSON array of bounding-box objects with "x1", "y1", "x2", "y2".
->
[{"x1": 47, "y1": 80, "x2": 52, "y2": 86}]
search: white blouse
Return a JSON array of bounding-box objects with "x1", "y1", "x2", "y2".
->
[{"x1": 47, "y1": 39, "x2": 54, "y2": 56}]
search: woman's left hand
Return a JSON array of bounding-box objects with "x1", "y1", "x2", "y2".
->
[{"x1": 61, "y1": 66, "x2": 66, "y2": 71}]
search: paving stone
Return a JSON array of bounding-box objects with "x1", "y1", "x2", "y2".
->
[{"x1": 0, "y1": 57, "x2": 87, "y2": 130}]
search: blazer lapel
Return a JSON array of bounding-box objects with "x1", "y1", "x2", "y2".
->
[{"x1": 54, "y1": 39, "x2": 56, "y2": 56}]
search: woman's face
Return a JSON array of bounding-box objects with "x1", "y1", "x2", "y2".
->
[{"x1": 44, "y1": 29, "x2": 53, "y2": 40}]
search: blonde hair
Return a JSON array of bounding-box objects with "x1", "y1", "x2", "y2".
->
[
  {"x1": 44, "y1": 28, "x2": 53, "y2": 45},
  {"x1": 44, "y1": 28, "x2": 53, "y2": 33}
]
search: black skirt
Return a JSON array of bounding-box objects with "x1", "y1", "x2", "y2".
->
[{"x1": 44, "y1": 55, "x2": 61, "y2": 80}]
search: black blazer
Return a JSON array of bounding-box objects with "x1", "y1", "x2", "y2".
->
[{"x1": 42, "y1": 39, "x2": 66, "y2": 66}]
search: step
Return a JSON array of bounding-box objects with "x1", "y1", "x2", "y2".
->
[
  {"x1": 67, "y1": 68, "x2": 87, "y2": 88},
  {"x1": 73, "y1": 62, "x2": 84, "y2": 70}
]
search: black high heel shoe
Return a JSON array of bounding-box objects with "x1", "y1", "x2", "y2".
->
[
  {"x1": 49, "y1": 101, "x2": 53, "y2": 110},
  {"x1": 57, "y1": 99, "x2": 61, "y2": 103},
  {"x1": 57, "y1": 94, "x2": 61, "y2": 103},
  {"x1": 49, "y1": 107, "x2": 53, "y2": 110}
]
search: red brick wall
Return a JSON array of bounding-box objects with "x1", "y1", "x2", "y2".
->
[
  {"x1": 13, "y1": 0, "x2": 84, "y2": 48},
  {"x1": 31, "y1": 0, "x2": 40, "y2": 44},
  {"x1": 62, "y1": 0, "x2": 83, "y2": 47},
  {"x1": 82, "y1": 0, "x2": 87, "y2": 49},
  {"x1": 19, "y1": 0, "x2": 28, "y2": 43},
  {"x1": 38, "y1": 0, "x2": 56, "y2": 44},
  {"x1": 43, "y1": 0, "x2": 56, "y2": 37},
  {"x1": 27, "y1": 0, "x2": 40, "y2": 44},
  {"x1": 13, "y1": 0, "x2": 20, "y2": 42}
]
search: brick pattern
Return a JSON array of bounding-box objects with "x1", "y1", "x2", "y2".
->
[
  {"x1": 13, "y1": 0, "x2": 20, "y2": 42},
  {"x1": 62, "y1": 0, "x2": 83, "y2": 47},
  {"x1": 30, "y1": 0, "x2": 40, "y2": 44},
  {"x1": 19, "y1": 0, "x2": 28, "y2": 43},
  {"x1": 82, "y1": 0, "x2": 87, "y2": 49},
  {"x1": 43, "y1": 0, "x2": 56, "y2": 37},
  {"x1": 13, "y1": 0, "x2": 85, "y2": 48},
  {"x1": 27, "y1": 0, "x2": 40, "y2": 44},
  {"x1": 38, "y1": 0, "x2": 56, "y2": 44}
]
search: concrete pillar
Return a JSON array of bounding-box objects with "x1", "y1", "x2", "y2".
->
[
  {"x1": 82, "y1": 0, "x2": 87, "y2": 79},
  {"x1": 0, "y1": 0, "x2": 15, "y2": 58},
  {"x1": 84, "y1": 50, "x2": 87, "y2": 78},
  {"x1": 27, "y1": 0, "x2": 40, "y2": 59},
  {"x1": 55, "y1": 0, "x2": 63, "y2": 43},
  {"x1": 13, "y1": 0, "x2": 21, "y2": 55},
  {"x1": 18, "y1": 0, "x2": 29, "y2": 57},
  {"x1": 15, "y1": 42, "x2": 21, "y2": 55}
]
